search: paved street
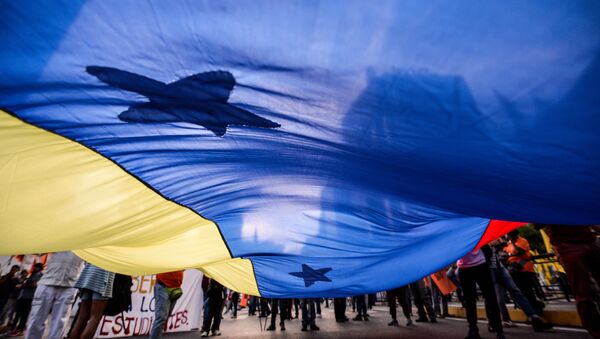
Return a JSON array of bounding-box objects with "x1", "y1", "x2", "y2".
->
[{"x1": 144, "y1": 305, "x2": 589, "y2": 339}]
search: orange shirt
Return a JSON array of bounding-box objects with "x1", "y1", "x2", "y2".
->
[
  {"x1": 504, "y1": 237, "x2": 534, "y2": 272},
  {"x1": 156, "y1": 270, "x2": 184, "y2": 288}
]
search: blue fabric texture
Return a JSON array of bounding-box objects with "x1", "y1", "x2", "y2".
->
[{"x1": 1, "y1": 1, "x2": 599, "y2": 297}]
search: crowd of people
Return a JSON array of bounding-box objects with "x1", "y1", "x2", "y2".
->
[
  {"x1": 198, "y1": 224, "x2": 599, "y2": 339},
  {"x1": 0, "y1": 224, "x2": 598, "y2": 338}
]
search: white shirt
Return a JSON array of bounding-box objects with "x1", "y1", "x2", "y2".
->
[{"x1": 38, "y1": 252, "x2": 84, "y2": 287}]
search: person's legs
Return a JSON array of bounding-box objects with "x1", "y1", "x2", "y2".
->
[
  {"x1": 0, "y1": 299, "x2": 7, "y2": 324},
  {"x1": 498, "y1": 266, "x2": 537, "y2": 318},
  {"x1": 0, "y1": 298, "x2": 14, "y2": 325},
  {"x1": 48, "y1": 287, "x2": 77, "y2": 339},
  {"x1": 420, "y1": 282, "x2": 437, "y2": 321},
  {"x1": 333, "y1": 298, "x2": 345, "y2": 321},
  {"x1": 259, "y1": 298, "x2": 269, "y2": 317},
  {"x1": 410, "y1": 282, "x2": 428, "y2": 320},
  {"x1": 231, "y1": 293, "x2": 239, "y2": 318},
  {"x1": 442, "y1": 294, "x2": 449, "y2": 316},
  {"x1": 285, "y1": 299, "x2": 294, "y2": 320},
  {"x1": 352, "y1": 296, "x2": 363, "y2": 320},
  {"x1": 80, "y1": 296, "x2": 108, "y2": 339},
  {"x1": 316, "y1": 298, "x2": 321, "y2": 316},
  {"x1": 308, "y1": 299, "x2": 317, "y2": 329},
  {"x1": 201, "y1": 300, "x2": 212, "y2": 333},
  {"x1": 10, "y1": 299, "x2": 24, "y2": 330},
  {"x1": 301, "y1": 299, "x2": 308, "y2": 329},
  {"x1": 555, "y1": 242, "x2": 600, "y2": 338},
  {"x1": 491, "y1": 269, "x2": 511, "y2": 322},
  {"x1": 279, "y1": 300, "x2": 287, "y2": 329},
  {"x1": 512, "y1": 271, "x2": 543, "y2": 314},
  {"x1": 414, "y1": 280, "x2": 436, "y2": 321},
  {"x1": 15, "y1": 299, "x2": 33, "y2": 332},
  {"x1": 268, "y1": 299, "x2": 278, "y2": 329},
  {"x1": 496, "y1": 285, "x2": 511, "y2": 322},
  {"x1": 68, "y1": 294, "x2": 92, "y2": 339},
  {"x1": 248, "y1": 296, "x2": 255, "y2": 315},
  {"x1": 150, "y1": 283, "x2": 172, "y2": 339},
  {"x1": 398, "y1": 286, "x2": 413, "y2": 322},
  {"x1": 3, "y1": 299, "x2": 17, "y2": 327},
  {"x1": 474, "y1": 264, "x2": 503, "y2": 335},
  {"x1": 25, "y1": 285, "x2": 55, "y2": 339},
  {"x1": 459, "y1": 266, "x2": 479, "y2": 337},
  {"x1": 431, "y1": 282, "x2": 441, "y2": 316},
  {"x1": 210, "y1": 299, "x2": 223, "y2": 333},
  {"x1": 387, "y1": 290, "x2": 398, "y2": 321},
  {"x1": 357, "y1": 295, "x2": 367, "y2": 318}
]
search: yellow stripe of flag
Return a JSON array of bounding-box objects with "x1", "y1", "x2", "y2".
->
[{"x1": 0, "y1": 110, "x2": 259, "y2": 295}]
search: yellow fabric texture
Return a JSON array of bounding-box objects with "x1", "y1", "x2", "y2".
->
[{"x1": 0, "y1": 110, "x2": 259, "y2": 296}]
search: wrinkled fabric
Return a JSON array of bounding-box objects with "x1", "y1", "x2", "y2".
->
[{"x1": 1, "y1": 1, "x2": 599, "y2": 297}]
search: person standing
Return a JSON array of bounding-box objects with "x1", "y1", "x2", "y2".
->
[
  {"x1": 9, "y1": 263, "x2": 43, "y2": 337},
  {"x1": 230, "y1": 291, "x2": 239, "y2": 319},
  {"x1": 484, "y1": 242, "x2": 552, "y2": 332},
  {"x1": 0, "y1": 265, "x2": 20, "y2": 325},
  {"x1": 258, "y1": 297, "x2": 270, "y2": 318},
  {"x1": 266, "y1": 298, "x2": 287, "y2": 331},
  {"x1": 68, "y1": 263, "x2": 115, "y2": 339},
  {"x1": 300, "y1": 298, "x2": 319, "y2": 331},
  {"x1": 334, "y1": 297, "x2": 348, "y2": 322},
  {"x1": 458, "y1": 249, "x2": 505, "y2": 339},
  {"x1": 200, "y1": 279, "x2": 224, "y2": 337},
  {"x1": 504, "y1": 230, "x2": 544, "y2": 314},
  {"x1": 1, "y1": 270, "x2": 27, "y2": 327},
  {"x1": 149, "y1": 270, "x2": 184, "y2": 339},
  {"x1": 410, "y1": 279, "x2": 437, "y2": 323},
  {"x1": 248, "y1": 296, "x2": 257, "y2": 316},
  {"x1": 25, "y1": 252, "x2": 84, "y2": 339},
  {"x1": 352, "y1": 294, "x2": 369, "y2": 321},
  {"x1": 387, "y1": 286, "x2": 413, "y2": 326},
  {"x1": 539, "y1": 224, "x2": 600, "y2": 338}
]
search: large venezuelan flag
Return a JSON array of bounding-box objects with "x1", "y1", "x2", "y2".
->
[{"x1": 1, "y1": 1, "x2": 599, "y2": 297}]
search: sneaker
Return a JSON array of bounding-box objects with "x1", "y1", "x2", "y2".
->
[
  {"x1": 266, "y1": 325, "x2": 275, "y2": 331},
  {"x1": 406, "y1": 319, "x2": 413, "y2": 327},
  {"x1": 211, "y1": 330, "x2": 221, "y2": 336},
  {"x1": 388, "y1": 319, "x2": 399, "y2": 326},
  {"x1": 200, "y1": 331, "x2": 209, "y2": 337},
  {"x1": 310, "y1": 324, "x2": 320, "y2": 331},
  {"x1": 531, "y1": 316, "x2": 553, "y2": 332},
  {"x1": 503, "y1": 321, "x2": 517, "y2": 328}
]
